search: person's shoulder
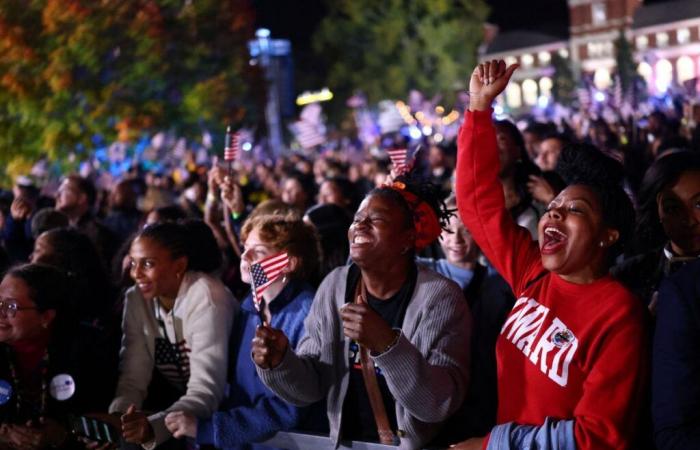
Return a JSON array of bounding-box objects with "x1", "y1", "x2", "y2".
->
[
  {"x1": 661, "y1": 258, "x2": 700, "y2": 302},
  {"x1": 416, "y1": 265, "x2": 464, "y2": 301},
  {"x1": 317, "y1": 265, "x2": 351, "y2": 292},
  {"x1": 183, "y1": 271, "x2": 236, "y2": 306}
]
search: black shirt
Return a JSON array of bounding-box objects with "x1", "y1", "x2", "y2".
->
[{"x1": 340, "y1": 264, "x2": 416, "y2": 443}]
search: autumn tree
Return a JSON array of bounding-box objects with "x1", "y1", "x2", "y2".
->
[{"x1": 0, "y1": 0, "x2": 258, "y2": 176}]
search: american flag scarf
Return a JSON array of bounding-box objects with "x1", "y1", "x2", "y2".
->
[{"x1": 250, "y1": 252, "x2": 289, "y2": 324}]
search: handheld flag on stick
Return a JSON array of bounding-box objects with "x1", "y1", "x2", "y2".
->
[
  {"x1": 250, "y1": 252, "x2": 289, "y2": 324},
  {"x1": 224, "y1": 126, "x2": 239, "y2": 176},
  {"x1": 387, "y1": 148, "x2": 408, "y2": 175}
]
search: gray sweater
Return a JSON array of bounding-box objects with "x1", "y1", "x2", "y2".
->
[{"x1": 257, "y1": 265, "x2": 472, "y2": 449}]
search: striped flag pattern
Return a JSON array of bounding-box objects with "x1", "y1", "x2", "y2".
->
[
  {"x1": 613, "y1": 75, "x2": 623, "y2": 109},
  {"x1": 250, "y1": 252, "x2": 289, "y2": 313},
  {"x1": 224, "y1": 127, "x2": 240, "y2": 161},
  {"x1": 387, "y1": 148, "x2": 408, "y2": 174},
  {"x1": 577, "y1": 87, "x2": 591, "y2": 111}
]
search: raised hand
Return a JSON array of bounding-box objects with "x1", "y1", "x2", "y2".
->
[
  {"x1": 252, "y1": 325, "x2": 289, "y2": 370},
  {"x1": 468, "y1": 59, "x2": 519, "y2": 111},
  {"x1": 219, "y1": 175, "x2": 244, "y2": 215}
]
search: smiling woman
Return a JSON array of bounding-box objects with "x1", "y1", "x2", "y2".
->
[
  {"x1": 251, "y1": 175, "x2": 472, "y2": 449},
  {"x1": 107, "y1": 220, "x2": 237, "y2": 449},
  {"x1": 0, "y1": 264, "x2": 113, "y2": 450},
  {"x1": 453, "y1": 60, "x2": 648, "y2": 450}
]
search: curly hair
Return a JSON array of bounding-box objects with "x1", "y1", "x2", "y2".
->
[
  {"x1": 555, "y1": 143, "x2": 635, "y2": 258},
  {"x1": 369, "y1": 172, "x2": 455, "y2": 233},
  {"x1": 240, "y1": 214, "x2": 321, "y2": 284}
]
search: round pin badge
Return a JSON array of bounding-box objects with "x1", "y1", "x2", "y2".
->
[
  {"x1": 0, "y1": 380, "x2": 13, "y2": 405},
  {"x1": 552, "y1": 329, "x2": 574, "y2": 348},
  {"x1": 49, "y1": 374, "x2": 75, "y2": 401}
]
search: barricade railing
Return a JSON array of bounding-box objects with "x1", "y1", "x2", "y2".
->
[{"x1": 260, "y1": 431, "x2": 403, "y2": 449}]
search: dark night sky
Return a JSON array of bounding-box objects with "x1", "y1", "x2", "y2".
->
[{"x1": 251, "y1": 0, "x2": 671, "y2": 92}]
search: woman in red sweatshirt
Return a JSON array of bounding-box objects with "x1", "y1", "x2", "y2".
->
[{"x1": 453, "y1": 60, "x2": 649, "y2": 450}]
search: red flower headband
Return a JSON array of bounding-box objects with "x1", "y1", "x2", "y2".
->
[{"x1": 384, "y1": 181, "x2": 442, "y2": 251}]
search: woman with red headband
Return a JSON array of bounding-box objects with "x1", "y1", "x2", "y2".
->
[
  {"x1": 452, "y1": 60, "x2": 648, "y2": 449},
  {"x1": 250, "y1": 177, "x2": 471, "y2": 449}
]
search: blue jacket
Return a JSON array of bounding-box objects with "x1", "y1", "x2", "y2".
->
[
  {"x1": 653, "y1": 258, "x2": 700, "y2": 450},
  {"x1": 196, "y1": 280, "x2": 327, "y2": 450}
]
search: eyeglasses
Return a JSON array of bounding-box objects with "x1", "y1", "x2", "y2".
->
[{"x1": 0, "y1": 299, "x2": 39, "y2": 319}]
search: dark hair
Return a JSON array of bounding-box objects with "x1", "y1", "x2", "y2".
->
[
  {"x1": 36, "y1": 228, "x2": 116, "y2": 321},
  {"x1": 30, "y1": 208, "x2": 69, "y2": 239},
  {"x1": 555, "y1": 143, "x2": 635, "y2": 258},
  {"x1": 368, "y1": 173, "x2": 454, "y2": 233},
  {"x1": 150, "y1": 205, "x2": 187, "y2": 223},
  {"x1": 494, "y1": 120, "x2": 526, "y2": 158},
  {"x1": 7, "y1": 263, "x2": 68, "y2": 313},
  {"x1": 137, "y1": 220, "x2": 222, "y2": 273},
  {"x1": 635, "y1": 151, "x2": 700, "y2": 252},
  {"x1": 65, "y1": 174, "x2": 97, "y2": 208},
  {"x1": 283, "y1": 170, "x2": 317, "y2": 207},
  {"x1": 322, "y1": 176, "x2": 359, "y2": 211},
  {"x1": 305, "y1": 204, "x2": 352, "y2": 280}
]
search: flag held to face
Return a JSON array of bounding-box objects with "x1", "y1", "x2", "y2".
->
[{"x1": 250, "y1": 252, "x2": 289, "y2": 313}]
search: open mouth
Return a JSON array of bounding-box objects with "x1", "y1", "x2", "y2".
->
[
  {"x1": 351, "y1": 235, "x2": 372, "y2": 245},
  {"x1": 541, "y1": 226, "x2": 567, "y2": 255}
]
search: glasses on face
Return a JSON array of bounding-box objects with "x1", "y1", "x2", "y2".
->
[{"x1": 0, "y1": 299, "x2": 39, "y2": 319}]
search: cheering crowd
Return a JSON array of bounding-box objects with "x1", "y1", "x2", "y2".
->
[{"x1": 0, "y1": 60, "x2": 699, "y2": 450}]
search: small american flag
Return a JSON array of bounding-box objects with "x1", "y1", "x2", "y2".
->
[
  {"x1": 224, "y1": 127, "x2": 240, "y2": 162},
  {"x1": 250, "y1": 252, "x2": 289, "y2": 315},
  {"x1": 387, "y1": 148, "x2": 408, "y2": 174}
]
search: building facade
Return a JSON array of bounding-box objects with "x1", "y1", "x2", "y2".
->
[{"x1": 480, "y1": 0, "x2": 700, "y2": 109}]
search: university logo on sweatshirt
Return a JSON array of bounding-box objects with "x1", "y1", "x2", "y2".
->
[{"x1": 500, "y1": 297, "x2": 578, "y2": 387}]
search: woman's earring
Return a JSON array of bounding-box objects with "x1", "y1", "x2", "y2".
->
[
  {"x1": 599, "y1": 241, "x2": 605, "y2": 248},
  {"x1": 282, "y1": 274, "x2": 288, "y2": 284}
]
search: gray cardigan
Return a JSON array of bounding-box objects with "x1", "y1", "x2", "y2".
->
[{"x1": 257, "y1": 265, "x2": 471, "y2": 449}]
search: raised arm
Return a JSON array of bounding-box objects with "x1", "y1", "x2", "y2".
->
[{"x1": 455, "y1": 60, "x2": 542, "y2": 293}]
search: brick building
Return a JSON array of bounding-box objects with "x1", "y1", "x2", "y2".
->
[{"x1": 480, "y1": 0, "x2": 700, "y2": 109}]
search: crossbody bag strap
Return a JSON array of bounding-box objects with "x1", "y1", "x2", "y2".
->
[{"x1": 354, "y1": 277, "x2": 396, "y2": 446}]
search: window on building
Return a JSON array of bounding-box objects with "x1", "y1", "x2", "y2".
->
[
  {"x1": 655, "y1": 59, "x2": 673, "y2": 92},
  {"x1": 603, "y1": 42, "x2": 614, "y2": 57},
  {"x1": 636, "y1": 35, "x2": 648, "y2": 50},
  {"x1": 638, "y1": 62, "x2": 653, "y2": 84},
  {"x1": 594, "y1": 68, "x2": 612, "y2": 90},
  {"x1": 656, "y1": 32, "x2": 669, "y2": 47},
  {"x1": 538, "y1": 51, "x2": 551, "y2": 64},
  {"x1": 522, "y1": 79, "x2": 538, "y2": 106},
  {"x1": 677, "y1": 28, "x2": 690, "y2": 44},
  {"x1": 677, "y1": 56, "x2": 695, "y2": 83},
  {"x1": 505, "y1": 82, "x2": 522, "y2": 109},
  {"x1": 539, "y1": 77, "x2": 553, "y2": 98},
  {"x1": 592, "y1": 3, "x2": 607, "y2": 25},
  {"x1": 521, "y1": 54, "x2": 534, "y2": 67}
]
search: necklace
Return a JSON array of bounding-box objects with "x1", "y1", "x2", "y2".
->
[{"x1": 4, "y1": 345, "x2": 49, "y2": 419}]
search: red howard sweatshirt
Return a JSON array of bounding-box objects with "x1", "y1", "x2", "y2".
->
[{"x1": 455, "y1": 110, "x2": 649, "y2": 450}]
